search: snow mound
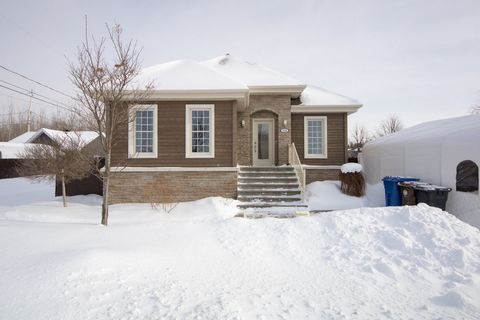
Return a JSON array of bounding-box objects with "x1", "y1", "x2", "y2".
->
[
  {"x1": 341, "y1": 162, "x2": 363, "y2": 173},
  {"x1": 307, "y1": 180, "x2": 366, "y2": 210}
]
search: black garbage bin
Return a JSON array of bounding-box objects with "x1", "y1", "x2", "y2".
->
[{"x1": 413, "y1": 184, "x2": 452, "y2": 210}]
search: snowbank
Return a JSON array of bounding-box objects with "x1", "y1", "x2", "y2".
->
[{"x1": 1, "y1": 196, "x2": 480, "y2": 318}]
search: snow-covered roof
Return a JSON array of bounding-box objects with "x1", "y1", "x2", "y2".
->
[
  {"x1": 135, "y1": 59, "x2": 248, "y2": 91},
  {"x1": 26, "y1": 128, "x2": 99, "y2": 148},
  {"x1": 201, "y1": 54, "x2": 304, "y2": 88},
  {"x1": 300, "y1": 85, "x2": 361, "y2": 106},
  {"x1": 0, "y1": 142, "x2": 37, "y2": 159},
  {"x1": 8, "y1": 131, "x2": 36, "y2": 143}
]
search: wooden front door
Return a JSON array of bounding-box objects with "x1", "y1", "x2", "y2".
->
[{"x1": 252, "y1": 119, "x2": 274, "y2": 166}]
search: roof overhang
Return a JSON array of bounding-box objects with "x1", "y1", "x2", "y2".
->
[
  {"x1": 291, "y1": 104, "x2": 362, "y2": 114},
  {"x1": 121, "y1": 89, "x2": 249, "y2": 111},
  {"x1": 248, "y1": 85, "x2": 306, "y2": 97}
]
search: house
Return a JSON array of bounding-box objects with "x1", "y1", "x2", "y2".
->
[
  {"x1": 25, "y1": 128, "x2": 103, "y2": 155},
  {"x1": 361, "y1": 114, "x2": 480, "y2": 227},
  {"x1": 109, "y1": 54, "x2": 362, "y2": 208}
]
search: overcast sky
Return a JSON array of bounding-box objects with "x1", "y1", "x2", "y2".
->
[{"x1": 1, "y1": 0, "x2": 479, "y2": 134}]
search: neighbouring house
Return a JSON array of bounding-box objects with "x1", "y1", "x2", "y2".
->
[
  {"x1": 24, "y1": 128, "x2": 104, "y2": 197},
  {"x1": 0, "y1": 142, "x2": 39, "y2": 178},
  {"x1": 362, "y1": 114, "x2": 480, "y2": 227},
  {"x1": 108, "y1": 54, "x2": 362, "y2": 210}
]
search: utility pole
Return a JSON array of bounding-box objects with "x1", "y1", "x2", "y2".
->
[{"x1": 27, "y1": 89, "x2": 33, "y2": 132}]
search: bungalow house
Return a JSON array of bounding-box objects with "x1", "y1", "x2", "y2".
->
[{"x1": 109, "y1": 54, "x2": 362, "y2": 210}]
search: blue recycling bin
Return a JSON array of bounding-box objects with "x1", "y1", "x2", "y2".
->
[{"x1": 382, "y1": 176, "x2": 420, "y2": 206}]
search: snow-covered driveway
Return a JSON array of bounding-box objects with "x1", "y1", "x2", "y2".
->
[{"x1": 0, "y1": 178, "x2": 479, "y2": 319}]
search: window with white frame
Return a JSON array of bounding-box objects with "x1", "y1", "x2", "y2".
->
[
  {"x1": 304, "y1": 116, "x2": 327, "y2": 158},
  {"x1": 185, "y1": 104, "x2": 215, "y2": 158},
  {"x1": 128, "y1": 104, "x2": 158, "y2": 158}
]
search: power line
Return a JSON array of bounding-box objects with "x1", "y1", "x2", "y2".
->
[
  {"x1": 0, "y1": 79, "x2": 73, "y2": 110},
  {"x1": 0, "y1": 64, "x2": 76, "y2": 100},
  {"x1": 0, "y1": 84, "x2": 72, "y2": 112}
]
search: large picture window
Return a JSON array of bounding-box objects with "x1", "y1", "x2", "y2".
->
[
  {"x1": 128, "y1": 104, "x2": 158, "y2": 158},
  {"x1": 185, "y1": 104, "x2": 215, "y2": 158},
  {"x1": 304, "y1": 116, "x2": 327, "y2": 159}
]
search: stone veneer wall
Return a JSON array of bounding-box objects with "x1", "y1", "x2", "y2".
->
[
  {"x1": 109, "y1": 171, "x2": 237, "y2": 204},
  {"x1": 306, "y1": 169, "x2": 341, "y2": 184},
  {"x1": 237, "y1": 95, "x2": 291, "y2": 165}
]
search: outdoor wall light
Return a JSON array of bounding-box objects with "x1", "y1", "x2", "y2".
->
[
  {"x1": 240, "y1": 120, "x2": 246, "y2": 128},
  {"x1": 283, "y1": 119, "x2": 288, "y2": 127}
]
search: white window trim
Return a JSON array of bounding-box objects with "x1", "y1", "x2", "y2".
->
[
  {"x1": 304, "y1": 116, "x2": 328, "y2": 159},
  {"x1": 185, "y1": 104, "x2": 215, "y2": 158},
  {"x1": 128, "y1": 104, "x2": 158, "y2": 159}
]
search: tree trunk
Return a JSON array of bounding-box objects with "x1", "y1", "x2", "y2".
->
[
  {"x1": 101, "y1": 153, "x2": 111, "y2": 226},
  {"x1": 61, "y1": 170, "x2": 67, "y2": 207}
]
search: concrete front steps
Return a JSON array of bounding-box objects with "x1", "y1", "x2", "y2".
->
[{"x1": 237, "y1": 166, "x2": 307, "y2": 217}]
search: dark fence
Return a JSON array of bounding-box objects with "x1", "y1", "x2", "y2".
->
[{"x1": 55, "y1": 174, "x2": 103, "y2": 196}]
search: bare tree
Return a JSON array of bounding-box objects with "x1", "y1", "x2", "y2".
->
[
  {"x1": 16, "y1": 134, "x2": 95, "y2": 207},
  {"x1": 376, "y1": 115, "x2": 403, "y2": 137},
  {"x1": 348, "y1": 124, "x2": 370, "y2": 152},
  {"x1": 69, "y1": 21, "x2": 150, "y2": 225}
]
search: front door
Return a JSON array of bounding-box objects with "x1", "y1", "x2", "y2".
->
[{"x1": 252, "y1": 119, "x2": 274, "y2": 166}]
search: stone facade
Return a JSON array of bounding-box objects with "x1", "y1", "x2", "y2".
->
[
  {"x1": 306, "y1": 169, "x2": 341, "y2": 184},
  {"x1": 109, "y1": 171, "x2": 237, "y2": 204},
  {"x1": 237, "y1": 95, "x2": 291, "y2": 165}
]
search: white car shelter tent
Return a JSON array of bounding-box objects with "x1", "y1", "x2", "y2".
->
[{"x1": 362, "y1": 115, "x2": 480, "y2": 227}]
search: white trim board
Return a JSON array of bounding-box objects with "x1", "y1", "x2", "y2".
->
[{"x1": 109, "y1": 166, "x2": 238, "y2": 172}]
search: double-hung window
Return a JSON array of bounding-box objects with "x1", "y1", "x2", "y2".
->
[
  {"x1": 128, "y1": 104, "x2": 158, "y2": 158},
  {"x1": 185, "y1": 104, "x2": 215, "y2": 158},
  {"x1": 304, "y1": 116, "x2": 327, "y2": 158}
]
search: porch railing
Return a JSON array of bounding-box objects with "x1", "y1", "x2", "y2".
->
[{"x1": 288, "y1": 143, "x2": 306, "y2": 202}]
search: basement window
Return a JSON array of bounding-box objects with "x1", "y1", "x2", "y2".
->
[
  {"x1": 304, "y1": 116, "x2": 328, "y2": 159},
  {"x1": 456, "y1": 160, "x2": 478, "y2": 192},
  {"x1": 185, "y1": 104, "x2": 215, "y2": 158},
  {"x1": 128, "y1": 104, "x2": 158, "y2": 158}
]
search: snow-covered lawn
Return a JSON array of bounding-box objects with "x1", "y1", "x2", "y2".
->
[{"x1": 1, "y1": 178, "x2": 480, "y2": 319}]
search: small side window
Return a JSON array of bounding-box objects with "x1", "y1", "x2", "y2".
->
[{"x1": 456, "y1": 160, "x2": 478, "y2": 192}]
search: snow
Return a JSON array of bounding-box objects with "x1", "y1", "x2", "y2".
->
[
  {"x1": 135, "y1": 59, "x2": 248, "y2": 91},
  {"x1": 362, "y1": 114, "x2": 480, "y2": 229},
  {"x1": 8, "y1": 131, "x2": 36, "y2": 143},
  {"x1": 307, "y1": 180, "x2": 384, "y2": 210},
  {"x1": 300, "y1": 85, "x2": 361, "y2": 106},
  {"x1": 0, "y1": 142, "x2": 37, "y2": 159},
  {"x1": 2, "y1": 177, "x2": 480, "y2": 319},
  {"x1": 341, "y1": 162, "x2": 363, "y2": 173},
  {"x1": 201, "y1": 54, "x2": 304, "y2": 87},
  {"x1": 26, "y1": 128, "x2": 99, "y2": 147}
]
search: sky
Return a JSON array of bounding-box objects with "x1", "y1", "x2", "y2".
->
[{"x1": 0, "y1": 0, "x2": 479, "y2": 136}]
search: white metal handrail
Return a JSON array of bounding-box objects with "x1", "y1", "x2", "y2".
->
[{"x1": 288, "y1": 143, "x2": 306, "y2": 201}]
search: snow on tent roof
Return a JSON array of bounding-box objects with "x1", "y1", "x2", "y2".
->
[
  {"x1": 299, "y1": 85, "x2": 361, "y2": 106},
  {"x1": 26, "y1": 128, "x2": 99, "y2": 148},
  {"x1": 201, "y1": 54, "x2": 304, "y2": 87},
  {"x1": 134, "y1": 59, "x2": 248, "y2": 91},
  {"x1": 366, "y1": 114, "x2": 480, "y2": 148},
  {"x1": 8, "y1": 132, "x2": 36, "y2": 143},
  {"x1": 0, "y1": 142, "x2": 37, "y2": 159}
]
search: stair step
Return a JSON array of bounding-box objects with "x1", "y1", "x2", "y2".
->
[
  {"x1": 238, "y1": 196, "x2": 302, "y2": 203},
  {"x1": 238, "y1": 177, "x2": 298, "y2": 184},
  {"x1": 239, "y1": 166, "x2": 294, "y2": 172},
  {"x1": 238, "y1": 183, "x2": 299, "y2": 190},
  {"x1": 238, "y1": 190, "x2": 301, "y2": 196},
  {"x1": 239, "y1": 172, "x2": 296, "y2": 177},
  {"x1": 238, "y1": 202, "x2": 308, "y2": 209}
]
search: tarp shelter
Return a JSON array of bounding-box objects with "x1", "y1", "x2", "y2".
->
[{"x1": 362, "y1": 115, "x2": 480, "y2": 228}]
